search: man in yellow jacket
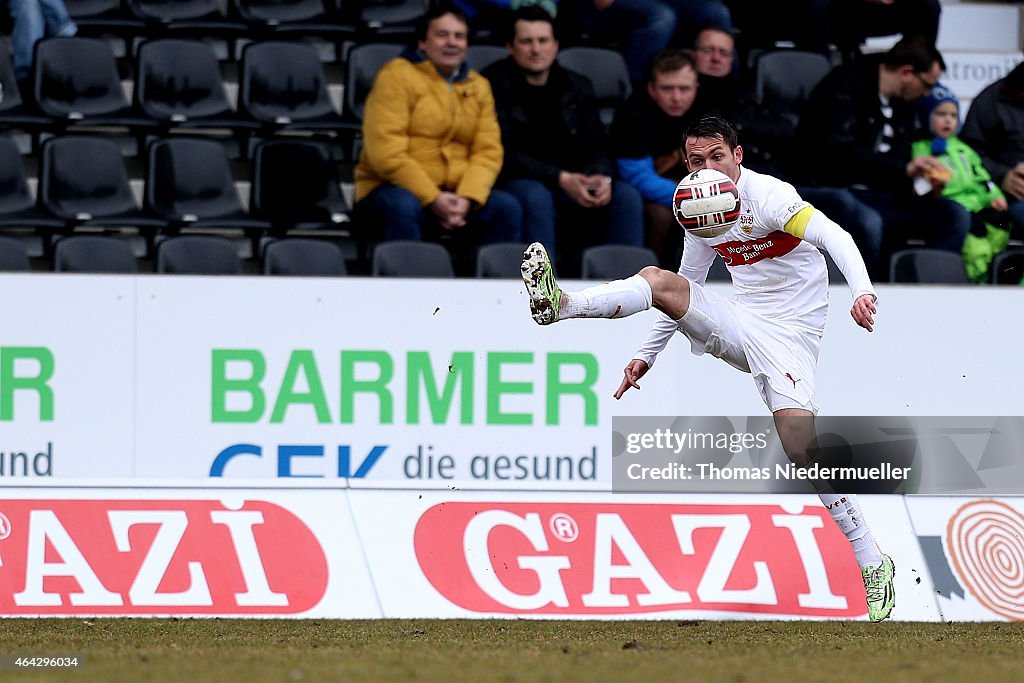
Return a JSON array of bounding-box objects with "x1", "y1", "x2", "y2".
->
[{"x1": 354, "y1": 4, "x2": 522, "y2": 250}]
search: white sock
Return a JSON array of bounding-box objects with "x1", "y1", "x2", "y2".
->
[
  {"x1": 818, "y1": 493, "x2": 883, "y2": 569},
  {"x1": 561, "y1": 275, "x2": 653, "y2": 319}
]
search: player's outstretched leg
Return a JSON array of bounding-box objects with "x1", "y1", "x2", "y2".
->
[
  {"x1": 862, "y1": 554, "x2": 896, "y2": 622},
  {"x1": 521, "y1": 242, "x2": 655, "y2": 325},
  {"x1": 521, "y1": 242, "x2": 562, "y2": 325}
]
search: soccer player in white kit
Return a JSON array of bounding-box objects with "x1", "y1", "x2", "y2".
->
[{"x1": 522, "y1": 116, "x2": 896, "y2": 622}]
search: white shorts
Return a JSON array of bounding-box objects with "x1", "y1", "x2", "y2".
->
[{"x1": 676, "y1": 281, "x2": 821, "y2": 414}]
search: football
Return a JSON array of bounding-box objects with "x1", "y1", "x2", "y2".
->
[{"x1": 673, "y1": 169, "x2": 741, "y2": 238}]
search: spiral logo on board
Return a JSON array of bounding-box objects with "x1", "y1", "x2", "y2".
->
[{"x1": 946, "y1": 500, "x2": 1024, "y2": 620}]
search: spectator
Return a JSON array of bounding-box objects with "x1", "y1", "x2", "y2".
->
[
  {"x1": 797, "y1": 36, "x2": 970, "y2": 276},
  {"x1": 7, "y1": 0, "x2": 77, "y2": 84},
  {"x1": 729, "y1": 0, "x2": 940, "y2": 60},
  {"x1": 559, "y1": 0, "x2": 732, "y2": 86},
  {"x1": 610, "y1": 49, "x2": 701, "y2": 266},
  {"x1": 483, "y1": 6, "x2": 642, "y2": 274},
  {"x1": 960, "y1": 61, "x2": 1024, "y2": 240},
  {"x1": 693, "y1": 26, "x2": 886, "y2": 277},
  {"x1": 353, "y1": 4, "x2": 522, "y2": 257},
  {"x1": 913, "y1": 84, "x2": 1010, "y2": 282}
]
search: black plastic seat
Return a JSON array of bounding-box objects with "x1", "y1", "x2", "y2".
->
[
  {"x1": 251, "y1": 139, "x2": 350, "y2": 232},
  {"x1": 0, "y1": 136, "x2": 66, "y2": 232},
  {"x1": 372, "y1": 241, "x2": 455, "y2": 278},
  {"x1": 263, "y1": 238, "x2": 348, "y2": 276},
  {"x1": 234, "y1": 0, "x2": 356, "y2": 38},
  {"x1": 53, "y1": 234, "x2": 138, "y2": 272},
  {"x1": 343, "y1": 42, "x2": 403, "y2": 124},
  {"x1": 358, "y1": 0, "x2": 425, "y2": 41},
  {"x1": 65, "y1": 0, "x2": 146, "y2": 35},
  {"x1": 557, "y1": 47, "x2": 631, "y2": 129},
  {"x1": 0, "y1": 50, "x2": 54, "y2": 142},
  {"x1": 128, "y1": 0, "x2": 247, "y2": 32},
  {"x1": 0, "y1": 236, "x2": 31, "y2": 271},
  {"x1": 239, "y1": 41, "x2": 345, "y2": 131},
  {"x1": 33, "y1": 37, "x2": 157, "y2": 132},
  {"x1": 991, "y1": 248, "x2": 1024, "y2": 285},
  {"x1": 466, "y1": 44, "x2": 507, "y2": 73},
  {"x1": 135, "y1": 39, "x2": 259, "y2": 138},
  {"x1": 755, "y1": 50, "x2": 832, "y2": 127},
  {"x1": 145, "y1": 137, "x2": 271, "y2": 235},
  {"x1": 581, "y1": 244, "x2": 657, "y2": 280},
  {"x1": 38, "y1": 136, "x2": 167, "y2": 233},
  {"x1": 156, "y1": 234, "x2": 242, "y2": 274},
  {"x1": 889, "y1": 248, "x2": 969, "y2": 284},
  {"x1": 476, "y1": 242, "x2": 528, "y2": 278}
]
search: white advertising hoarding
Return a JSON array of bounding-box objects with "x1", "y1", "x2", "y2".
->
[
  {"x1": 905, "y1": 496, "x2": 1024, "y2": 622},
  {"x1": 0, "y1": 275, "x2": 1022, "y2": 485},
  {"x1": 348, "y1": 490, "x2": 940, "y2": 621},
  {"x1": 0, "y1": 485, "x2": 380, "y2": 618}
]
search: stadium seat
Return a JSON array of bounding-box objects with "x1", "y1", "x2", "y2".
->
[
  {"x1": 343, "y1": 42, "x2": 403, "y2": 124},
  {"x1": 238, "y1": 41, "x2": 346, "y2": 131},
  {"x1": 991, "y1": 248, "x2": 1024, "y2": 285},
  {"x1": 234, "y1": 0, "x2": 356, "y2": 39},
  {"x1": 358, "y1": 0, "x2": 425, "y2": 41},
  {"x1": 262, "y1": 238, "x2": 348, "y2": 276},
  {"x1": 156, "y1": 235, "x2": 242, "y2": 274},
  {"x1": 889, "y1": 248, "x2": 969, "y2": 284},
  {"x1": 581, "y1": 244, "x2": 657, "y2": 280},
  {"x1": 0, "y1": 236, "x2": 31, "y2": 271},
  {"x1": 135, "y1": 39, "x2": 260, "y2": 139},
  {"x1": 466, "y1": 44, "x2": 507, "y2": 73},
  {"x1": 557, "y1": 47, "x2": 631, "y2": 129},
  {"x1": 65, "y1": 0, "x2": 146, "y2": 39},
  {"x1": 145, "y1": 137, "x2": 271, "y2": 236},
  {"x1": 372, "y1": 241, "x2": 455, "y2": 278},
  {"x1": 251, "y1": 139, "x2": 350, "y2": 232},
  {"x1": 32, "y1": 37, "x2": 156, "y2": 134},
  {"x1": 0, "y1": 136, "x2": 66, "y2": 233},
  {"x1": 38, "y1": 136, "x2": 167, "y2": 235},
  {"x1": 53, "y1": 235, "x2": 138, "y2": 272},
  {"x1": 476, "y1": 242, "x2": 528, "y2": 278},
  {"x1": 754, "y1": 50, "x2": 832, "y2": 126},
  {"x1": 0, "y1": 50, "x2": 55, "y2": 146},
  {"x1": 706, "y1": 257, "x2": 730, "y2": 282}
]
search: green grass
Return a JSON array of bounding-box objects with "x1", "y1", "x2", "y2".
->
[{"x1": 0, "y1": 619, "x2": 1022, "y2": 683}]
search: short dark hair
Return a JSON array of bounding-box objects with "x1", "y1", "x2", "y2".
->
[
  {"x1": 684, "y1": 115, "x2": 740, "y2": 150},
  {"x1": 693, "y1": 25, "x2": 734, "y2": 48},
  {"x1": 882, "y1": 34, "x2": 945, "y2": 73},
  {"x1": 649, "y1": 49, "x2": 696, "y2": 82},
  {"x1": 507, "y1": 5, "x2": 558, "y2": 44},
  {"x1": 416, "y1": 2, "x2": 469, "y2": 42}
]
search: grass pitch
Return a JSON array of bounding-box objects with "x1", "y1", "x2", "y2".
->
[{"x1": 0, "y1": 619, "x2": 1022, "y2": 683}]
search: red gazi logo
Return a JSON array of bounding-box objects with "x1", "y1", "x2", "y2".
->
[
  {"x1": 414, "y1": 502, "x2": 866, "y2": 617},
  {"x1": 0, "y1": 500, "x2": 328, "y2": 614}
]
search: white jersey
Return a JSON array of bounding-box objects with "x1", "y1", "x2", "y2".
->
[{"x1": 635, "y1": 165, "x2": 875, "y2": 370}]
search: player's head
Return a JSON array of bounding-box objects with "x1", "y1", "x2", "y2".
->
[
  {"x1": 693, "y1": 26, "x2": 735, "y2": 78},
  {"x1": 919, "y1": 83, "x2": 959, "y2": 140},
  {"x1": 507, "y1": 6, "x2": 559, "y2": 80},
  {"x1": 417, "y1": 3, "x2": 469, "y2": 77},
  {"x1": 682, "y1": 116, "x2": 743, "y2": 182},
  {"x1": 880, "y1": 34, "x2": 944, "y2": 102},
  {"x1": 646, "y1": 50, "x2": 698, "y2": 118}
]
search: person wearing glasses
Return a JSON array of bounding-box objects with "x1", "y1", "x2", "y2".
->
[{"x1": 796, "y1": 35, "x2": 969, "y2": 279}]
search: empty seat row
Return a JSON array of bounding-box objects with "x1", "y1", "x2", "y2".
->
[
  {"x1": 0, "y1": 135, "x2": 349, "y2": 252},
  {"x1": 68, "y1": 0, "x2": 426, "y2": 44}
]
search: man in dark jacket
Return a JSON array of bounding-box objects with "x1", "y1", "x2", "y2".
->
[
  {"x1": 961, "y1": 61, "x2": 1024, "y2": 236},
  {"x1": 797, "y1": 36, "x2": 969, "y2": 275},
  {"x1": 483, "y1": 6, "x2": 643, "y2": 273}
]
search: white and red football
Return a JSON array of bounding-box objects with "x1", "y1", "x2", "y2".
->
[{"x1": 673, "y1": 168, "x2": 741, "y2": 238}]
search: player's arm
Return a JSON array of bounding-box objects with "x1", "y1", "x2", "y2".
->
[{"x1": 784, "y1": 206, "x2": 878, "y2": 331}]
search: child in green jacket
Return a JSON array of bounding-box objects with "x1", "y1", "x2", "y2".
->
[{"x1": 913, "y1": 84, "x2": 1010, "y2": 282}]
